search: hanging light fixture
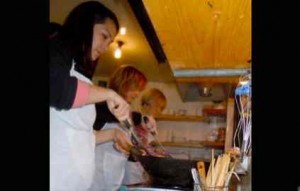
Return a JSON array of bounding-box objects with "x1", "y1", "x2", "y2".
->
[
  {"x1": 119, "y1": 27, "x2": 127, "y2": 35},
  {"x1": 114, "y1": 40, "x2": 124, "y2": 59}
]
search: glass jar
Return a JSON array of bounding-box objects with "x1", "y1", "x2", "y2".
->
[{"x1": 206, "y1": 128, "x2": 218, "y2": 142}]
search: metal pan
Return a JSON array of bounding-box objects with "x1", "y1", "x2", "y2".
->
[{"x1": 135, "y1": 155, "x2": 199, "y2": 189}]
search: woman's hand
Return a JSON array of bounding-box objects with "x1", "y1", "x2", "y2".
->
[
  {"x1": 112, "y1": 128, "x2": 132, "y2": 155},
  {"x1": 107, "y1": 90, "x2": 131, "y2": 122}
]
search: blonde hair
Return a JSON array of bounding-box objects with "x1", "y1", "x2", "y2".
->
[
  {"x1": 141, "y1": 88, "x2": 167, "y2": 112},
  {"x1": 109, "y1": 65, "x2": 147, "y2": 97}
]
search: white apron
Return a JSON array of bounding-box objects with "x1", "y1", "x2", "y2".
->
[
  {"x1": 89, "y1": 123, "x2": 129, "y2": 191},
  {"x1": 122, "y1": 160, "x2": 149, "y2": 185},
  {"x1": 50, "y1": 62, "x2": 96, "y2": 191}
]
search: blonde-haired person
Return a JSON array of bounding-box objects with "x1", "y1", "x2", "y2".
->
[
  {"x1": 122, "y1": 88, "x2": 167, "y2": 186},
  {"x1": 140, "y1": 88, "x2": 167, "y2": 137},
  {"x1": 90, "y1": 65, "x2": 147, "y2": 191}
]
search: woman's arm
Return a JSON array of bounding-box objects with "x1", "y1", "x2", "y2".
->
[
  {"x1": 49, "y1": 39, "x2": 106, "y2": 110},
  {"x1": 49, "y1": 39, "x2": 130, "y2": 121},
  {"x1": 94, "y1": 128, "x2": 132, "y2": 154}
]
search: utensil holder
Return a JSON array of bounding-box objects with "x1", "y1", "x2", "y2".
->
[{"x1": 194, "y1": 183, "x2": 229, "y2": 191}]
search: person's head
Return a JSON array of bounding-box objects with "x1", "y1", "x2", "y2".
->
[
  {"x1": 141, "y1": 88, "x2": 167, "y2": 117},
  {"x1": 109, "y1": 65, "x2": 147, "y2": 104},
  {"x1": 59, "y1": 1, "x2": 119, "y2": 79}
]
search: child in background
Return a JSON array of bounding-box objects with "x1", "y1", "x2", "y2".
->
[
  {"x1": 134, "y1": 88, "x2": 168, "y2": 156},
  {"x1": 122, "y1": 88, "x2": 167, "y2": 186}
]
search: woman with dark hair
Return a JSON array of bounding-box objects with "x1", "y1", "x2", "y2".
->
[{"x1": 49, "y1": 1, "x2": 132, "y2": 191}]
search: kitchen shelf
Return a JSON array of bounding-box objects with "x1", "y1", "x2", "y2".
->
[
  {"x1": 155, "y1": 114, "x2": 204, "y2": 121},
  {"x1": 203, "y1": 108, "x2": 226, "y2": 116},
  {"x1": 151, "y1": 141, "x2": 224, "y2": 149},
  {"x1": 155, "y1": 109, "x2": 226, "y2": 122},
  {"x1": 201, "y1": 140, "x2": 225, "y2": 149},
  {"x1": 152, "y1": 141, "x2": 205, "y2": 148}
]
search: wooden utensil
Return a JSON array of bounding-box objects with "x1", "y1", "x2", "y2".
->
[{"x1": 197, "y1": 161, "x2": 206, "y2": 179}]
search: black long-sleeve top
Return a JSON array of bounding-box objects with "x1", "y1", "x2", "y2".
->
[
  {"x1": 93, "y1": 102, "x2": 118, "y2": 130},
  {"x1": 49, "y1": 37, "x2": 78, "y2": 110},
  {"x1": 93, "y1": 103, "x2": 143, "y2": 131}
]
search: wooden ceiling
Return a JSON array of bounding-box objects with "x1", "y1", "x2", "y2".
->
[{"x1": 142, "y1": 0, "x2": 251, "y2": 84}]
